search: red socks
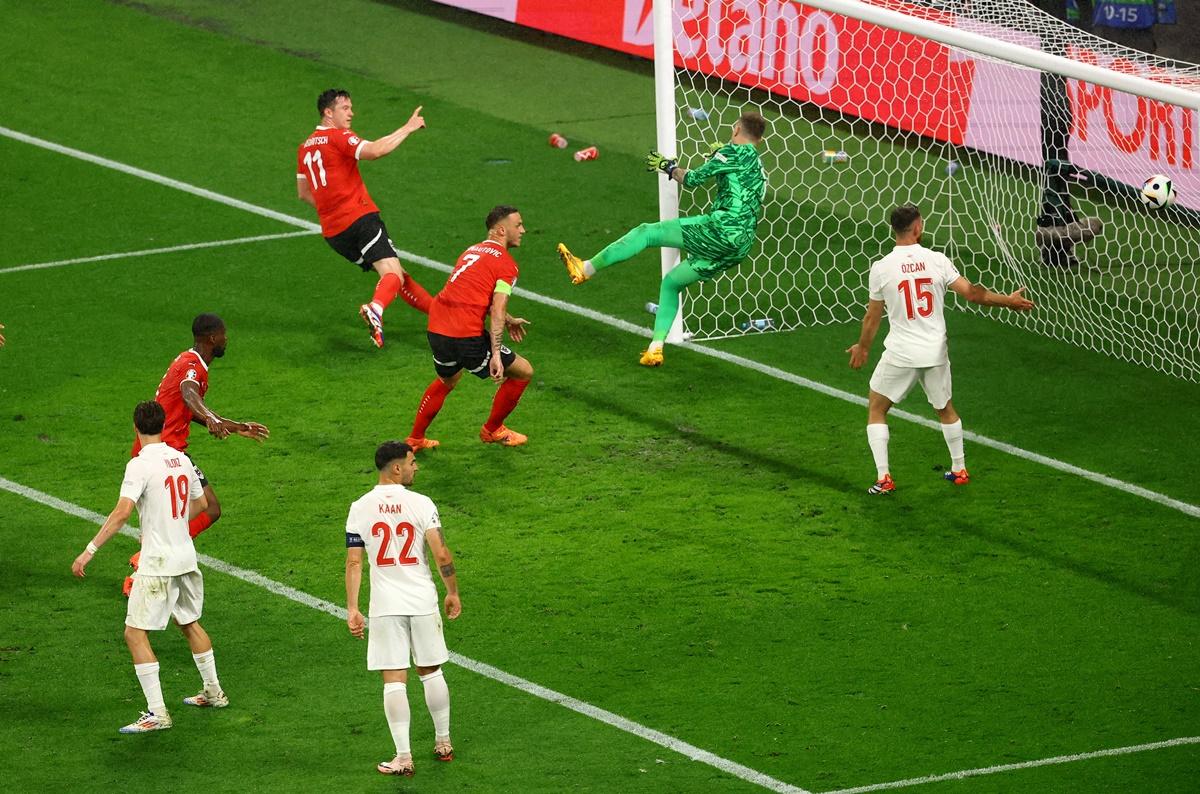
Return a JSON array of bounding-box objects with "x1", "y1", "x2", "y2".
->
[
  {"x1": 189, "y1": 512, "x2": 214, "y2": 539},
  {"x1": 411, "y1": 379, "x2": 454, "y2": 439},
  {"x1": 397, "y1": 273, "x2": 433, "y2": 314},
  {"x1": 484, "y1": 378, "x2": 530, "y2": 432},
  {"x1": 371, "y1": 272, "x2": 402, "y2": 310}
]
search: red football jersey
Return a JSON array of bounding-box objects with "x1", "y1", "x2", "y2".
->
[
  {"x1": 132, "y1": 350, "x2": 209, "y2": 456},
  {"x1": 427, "y1": 240, "x2": 520, "y2": 338},
  {"x1": 297, "y1": 126, "x2": 379, "y2": 236}
]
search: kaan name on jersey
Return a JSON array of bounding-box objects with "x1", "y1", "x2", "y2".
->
[{"x1": 379, "y1": 503, "x2": 404, "y2": 514}]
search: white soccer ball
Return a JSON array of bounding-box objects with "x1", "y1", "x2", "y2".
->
[{"x1": 1140, "y1": 174, "x2": 1176, "y2": 209}]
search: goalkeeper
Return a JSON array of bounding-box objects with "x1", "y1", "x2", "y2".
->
[{"x1": 557, "y1": 111, "x2": 767, "y2": 366}]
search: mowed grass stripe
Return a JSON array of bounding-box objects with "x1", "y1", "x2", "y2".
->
[{"x1": 0, "y1": 475, "x2": 812, "y2": 794}]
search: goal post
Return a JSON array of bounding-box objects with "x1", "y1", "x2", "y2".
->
[
  {"x1": 656, "y1": 0, "x2": 1200, "y2": 380},
  {"x1": 653, "y1": 0, "x2": 686, "y2": 343}
]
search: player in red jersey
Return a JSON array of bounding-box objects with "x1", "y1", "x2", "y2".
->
[
  {"x1": 406, "y1": 206, "x2": 533, "y2": 450},
  {"x1": 125, "y1": 314, "x2": 269, "y2": 594},
  {"x1": 297, "y1": 88, "x2": 434, "y2": 349}
]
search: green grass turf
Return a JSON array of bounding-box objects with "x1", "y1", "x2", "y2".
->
[{"x1": 0, "y1": 1, "x2": 1198, "y2": 791}]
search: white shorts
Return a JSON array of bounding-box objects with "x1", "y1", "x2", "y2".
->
[
  {"x1": 869, "y1": 356, "x2": 953, "y2": 409},
  {"x1": 367, "y1": 613, "x2": 449, "y2": 671},
  {"x1": 125, "y1": 570, "x2": 204, "y2": 631}
]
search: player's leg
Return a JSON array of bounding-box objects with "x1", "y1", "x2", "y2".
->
[
  {"x1": 925, "y1": 362, "x2": 967, "y2": 483},
  {"x1": 409, "y1": 372, "x2": 459, "y2": 449},
  {"x1": 174, "y1": 571, "x2": 227, "y2": 708},
  {"x1": 378, "y1": 668, "x2": 415, "y2": 776},
  {"x1": 189, "y1": 466, "x2": 219, "y2": 538},
  {"x1": 640, "y1": 260, "x2": 706, "y2": 366},
  {"x1": 121, "y1": 577, "x2": 173, "y2": 732},
  {"x1": 372, "y1": 257, "x2": 434, "y2": 315},
  {"x1": 480, "y1": 351, "x2": 531, "y2": 446},
  {"x1": 558, "y1": 219, "x2": 685, "y2": 284},
  {"x1": 416, "y1": 665, "x2": 454, "y2": 761},
  {"x1": 411, "y1": 612, "x2": 453, "y2": 761},
  {"x1": 865, "y1": 389, "x2": 896, "y2": 494},
  {"x1": 372, "y1": 615, "x2": 415, "y2": 776},
  {"x1": 410, "y1": 336, "x2": 466, "y2": 449}
]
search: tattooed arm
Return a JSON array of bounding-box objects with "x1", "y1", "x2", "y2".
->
[{"x1": 426, "y1": 525, "x2": 461, "y2": 619}]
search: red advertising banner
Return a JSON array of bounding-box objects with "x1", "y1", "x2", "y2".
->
[{"x1": 434, "y1": 0, "x2": 1198, "y2": 208}]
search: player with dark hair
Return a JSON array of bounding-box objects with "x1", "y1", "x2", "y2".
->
[
  {"x1": 558, "y1": 110, "x2": 768, "y2": 366},
  {"x1": 345, "y1": 441, "x2": 461, "y2": 776},
  {"x1": 124, "y1": 314, "x2": 269, "y2": 593},
  {"x1": 847, "y1": 205, "x2": 1034, "y2": 494},
  {"x1": 405, "y1": 206, "x2": 533, "y2": 450},
  {"x1": 74, "y1": 401, "x2": 228, "y2": 733},
  {"x1": 298, "y1": 88, "x2": 435, "y2": 348}
]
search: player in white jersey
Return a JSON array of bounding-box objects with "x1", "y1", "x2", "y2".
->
[
  {"x1": 345, "y1": 440, "x2": 461, "y2": 777},
  {"x1": 72, "y1": 401, "x2": 229, "y2": 733},
  {"x1": 847, "y1": 206, "x2": 1034, "y2": 495}
]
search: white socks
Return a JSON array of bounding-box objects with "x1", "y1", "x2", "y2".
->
[
  {"x1": 192, "y1": 649, "x2": 221, "y2": 692},
  {"x1": 647, "y1": 341, "x2": 664, "y2": 354},
  {"x1": 420, "y1": 669, "x2": 451, "y2": 742},
  {"x1": 940, "y1": 419, "x2": 965, "y2": 471},
  {"x1": 384, "y1": 682, "x2": 411, "y2": 756},
  {"x1": 582, "y1": 260, "x2": 597, "y2": 278},
  {"x1": 134, "y1": 661, "x2": 166, "y2": 715},
  {"x1": 866, "y1": 424, "x2": 890, "y2": 478}
]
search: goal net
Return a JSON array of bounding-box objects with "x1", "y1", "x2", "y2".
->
[{"x1": 667, "y1": 0, "x2": 1200, "y2": 380}]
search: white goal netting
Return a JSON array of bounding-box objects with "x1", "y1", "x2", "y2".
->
[{"x1": 670, "y1": 0, "x2": 1200, "y2": 380}]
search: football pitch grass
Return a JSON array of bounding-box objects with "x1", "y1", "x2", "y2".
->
[{"x1": 1, "y1": 1, "x2": 1198, "y2": 791}]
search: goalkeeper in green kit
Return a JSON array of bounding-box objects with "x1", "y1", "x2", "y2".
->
[{"x1": 557, "y1": 111, "x2": 767, "y2": 366}]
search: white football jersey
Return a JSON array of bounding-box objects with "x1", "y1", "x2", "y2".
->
[
  {"x1": 120, "y1": 442, "x2": 203, "y2": 576},
  {"x1": 346, "y1": 484, "x2": 442, "y2": 617},
  {"x1": 868, "y1": 243, "x2": 962, "y2": 367}
]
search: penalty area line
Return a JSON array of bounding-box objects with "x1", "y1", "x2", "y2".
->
[
  {"x1": 0, "y1": 475, "x2": 811, "y2": 794},
  {"x1": 0, "y1": 231, "x2": 319, "y2": 275}
]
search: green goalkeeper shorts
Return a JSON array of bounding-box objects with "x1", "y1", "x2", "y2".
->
[{"x1": 678, "y1": 215, "x2": 754, "y2": 278}]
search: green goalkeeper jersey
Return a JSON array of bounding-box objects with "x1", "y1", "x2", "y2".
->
[{"x1": 680, "y1": 142, "x2": 766, "y2": 262}]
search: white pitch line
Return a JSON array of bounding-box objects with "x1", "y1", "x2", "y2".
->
[
  {"x1": 0, "y1": 475, "x2": 810, "y2": 794},
  {"x1": 5, "y1": 124, "x2": 1196, "y2": 520},
  {"x1": 0, "y1": 231, "x2": 318, "y2": 275},
  {"x1": 820, "y1": 735, "x2": 1200, "y2": 794},
  {"x1": 0, "y1": 126, "x2": 320, "y2": 233}
]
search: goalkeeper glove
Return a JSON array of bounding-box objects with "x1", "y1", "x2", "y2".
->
[
  {"x1": 646, "y1": 150, "x2": 678, "y2": 178},
  {"x1": 708, "y1": 141, "x2": 724, "y2": 157}
]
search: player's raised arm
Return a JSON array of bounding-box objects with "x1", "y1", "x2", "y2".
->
[
  {"x1": 847, "y1": 299, "x2": 885, "y2": 370},
  {"x1": 426, "y1": 527, "x2": 461, "y2": 620},
  {"x1": 358, "y1": 106, "x2": 425, "y2": 161},
  {"x1": 948, "y1": 277, "x2": 1035, "y2": 311},
  {"x1": 72, "y1": 497, "x2": 135, "y2": 577}
]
